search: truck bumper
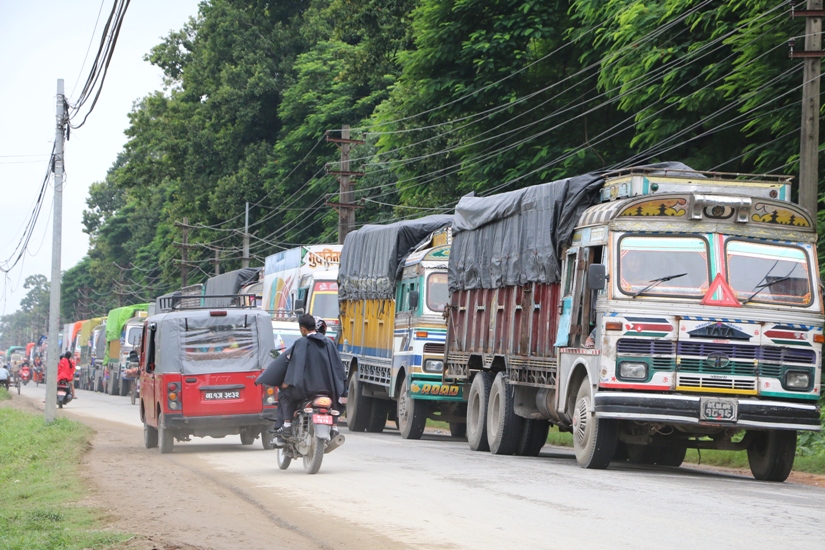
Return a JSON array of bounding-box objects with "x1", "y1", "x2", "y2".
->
[
  {"x1": 594, "y1": 392, "x2": 821, "y2": 431},
  {"x1": 409, "y1": 376, "x2": 465, "y2": 401},
  {"x1": 163, "y1": 413, "x2": 275, "y2": 431}
]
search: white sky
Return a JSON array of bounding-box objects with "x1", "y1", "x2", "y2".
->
[{"x1": 0, "y1": 0, "x2": 200, "y2": 314}]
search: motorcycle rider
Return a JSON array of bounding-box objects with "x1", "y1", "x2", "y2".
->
[
  {"x1": 270, "y1": 314, "x2": 346, "y2": 439},
  {"x1": 58, "y1": 351, "x2": 77, "y2": 400}
]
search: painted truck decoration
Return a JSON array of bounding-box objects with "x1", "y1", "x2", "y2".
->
[{"x1": 440, "y1": 166, "x2": 821, "y2": 482}]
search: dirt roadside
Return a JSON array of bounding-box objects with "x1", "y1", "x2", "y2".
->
[{"x1": 5, "y1": 395, "x2": 401, "y2": 550}]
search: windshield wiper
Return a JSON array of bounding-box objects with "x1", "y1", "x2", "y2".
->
[
  {"x1": 632, "y1": 273, "x2": 687, "y2": 298},
  {"x1": 742, "y1": 273, "x2": 794, "y2": 305}
]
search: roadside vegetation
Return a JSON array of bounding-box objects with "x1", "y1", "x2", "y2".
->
[{"x1": 0, "y1": 400, "x2": 129, "y2": 549}]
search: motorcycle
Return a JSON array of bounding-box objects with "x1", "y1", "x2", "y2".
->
[
  {"x1": 57, "y1": 379, "x2": 73, "y2": 408},
  {"x1": 33, "y1": 366, "x2": 43, "y2": 386},
  {"x1": 276, "y1": 394, "x2": 346, "y2": 474},
  {"x1": 19, "y1": 366, "x2": 31, "y2": 386}
]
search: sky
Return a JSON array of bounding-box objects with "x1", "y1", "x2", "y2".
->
[{"x1": 0, "y1": 0, "x2": 201, "y2": 314}]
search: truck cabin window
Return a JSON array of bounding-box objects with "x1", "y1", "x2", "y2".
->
[
  {"x1": 725, "y1": 241, "x2": 812, "y2": 306},
  {"x1": 126, "y1": 326, "x2": 142, "y2": 346},
  {"x1": 618, "y1": 235, "x2": 709, "y2": 298},
  {"x1": 427, "y1": 273, "x2": 449, "y2": 312},
  {"x1": 309, "y1": 281, "x2": 339, "y2": 320},
  {"x1": 184, "y1": 325, "x2": 255, "y2": 361}
]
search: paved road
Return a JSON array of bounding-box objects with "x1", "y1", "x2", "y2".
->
[{"x1": 22, "y1": 383, "x2": 825, "y2": 549}]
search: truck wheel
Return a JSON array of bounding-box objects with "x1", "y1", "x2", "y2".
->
[
  {"x1": 487, "y1": 372, "x2": 523, "y2": 455},
  {"x1": 467, "y1": 371, "x2": 493, "y2": 452},
  {"x1": 518, "y1": 419, "x2": 550, "y2": 457},
  {"x1": 397, "y1": 377, "x2": 426, "y2": 440},
  {"x1": 144, "y1": 421, "x2": 158, "y2": 449},
  {"x1": 366, "y1": 399, "x2": 388, "y2": 433},
  {"x1": 747, "y1": 430, "x2": 796, "y2": 482},
  {"x1": 449, "y1": 422, "x2": 466, "y2": 438},
  {"x1": 240, "y1": 430, "x2": 256, "y2": 445},
  {"x1": 158, "y1": 413, "x2": 175, "y2": 454},
  {"x1": 571, "y1": 378, "x2": 617, "y2": 469},
  {"x1": 346, "y1": 375, "x2": 372, "y2": 432}
]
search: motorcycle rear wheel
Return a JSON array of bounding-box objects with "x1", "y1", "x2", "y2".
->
[
  {"x1": 276, "y1": 447, "x2": 291, "y2": 470},
  {"x1": 303, "y1": 435, "x2": 325, "y2": 474}
]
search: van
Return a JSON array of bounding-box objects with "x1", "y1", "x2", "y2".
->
[{"x1": 139, "y1": 295, "x2": 278, "y2": 453}]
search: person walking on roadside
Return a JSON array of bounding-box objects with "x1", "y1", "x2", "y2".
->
[{"x1": 0, "y1": 364, "x2": 9, "y2": 390}]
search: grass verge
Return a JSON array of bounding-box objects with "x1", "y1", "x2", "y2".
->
[
  {"x1": 0, "y1": 387, "x2": 10, "y2": 401},
  {"x1": 0, "y1": 402, "x2": 130, "y2": 549}
]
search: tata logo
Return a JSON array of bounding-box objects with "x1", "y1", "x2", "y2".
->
[
  {"x1": 688, "y1": 322, "x2": 750, "y2": 341},
  {"x1": 705, "y1": 352, "x2": 731, "y2": 369}
]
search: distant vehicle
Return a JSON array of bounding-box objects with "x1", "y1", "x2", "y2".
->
[
  {"x1": 139, "y1": 294, "x2": 278, "y2": 453},
  {"x1": 103, "y1": 305, "x2": 149, "y2": 396}
]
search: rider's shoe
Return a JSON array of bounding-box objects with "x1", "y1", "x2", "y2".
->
[{"x1": 270, "y1": 425, "x2": 292, "y2": 438}]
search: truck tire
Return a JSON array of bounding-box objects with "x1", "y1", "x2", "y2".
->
[
  {"x1": 487, "y1": 372, "x2": 523, "y2": 455},
  {"x1": 518, "y1": 419, "x2": 550, "y2": 457},
  {"x1": 366, "y1": 399, "x2": 389, "y2": 433},
  {"x1": 747, "y1": 430, "x2": 796, "y2": 482},
  {"x1": 397, "y1": 377, "x2": 426, "y2": 440},
  {"x1": 240, "y1": 430, "x2": 256, "y2": 445},
  {"x1": 449, "y1": 422, "x2": 466, "y2": 438},
  {"x1": 346, "y1": 375, "x2": 372, "y2": 432},
  {"x1": 144, "y1": 420, "x2": 158, "y2": 449},
  {"x1": 467, "y1": 371, "x2": 493, "y2": 452},
  {"x1": 655, "y1": 444, "x2": 687, "y2": 468},
  {"x1": 571, "y1": 378, "x2": 617, "y2": 469},
  {"x1": 158, "y1": 412, "x2": 175, "y2": 454}
]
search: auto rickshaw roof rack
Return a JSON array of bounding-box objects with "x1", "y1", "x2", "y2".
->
[
  {"x1": 157, "y1": 294, "x2": 259, "y2": 313},
  {"x1": 601, "y1": 167, "x2": 793, "y2": 183}
]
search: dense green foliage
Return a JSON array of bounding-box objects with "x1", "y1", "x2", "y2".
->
[
  {"x1": 0, "y1": 406, "x2": 129, "y2": 548},
  {"x1": 52, "y1": 0, "x2": 821, "y2": 315},
  {"x1": 0, "y1": 275, "x2": 49, "y2": 350}
]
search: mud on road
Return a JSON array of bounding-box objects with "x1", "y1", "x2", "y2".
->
[{"x1": 11, "y1": 394, "x2": 400, "y2": 550}]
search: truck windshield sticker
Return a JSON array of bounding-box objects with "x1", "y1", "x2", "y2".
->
[
  {"x1": 427, "y1": 273, "x2": 449, "y2": 312},
  {"x1": 183, "y1": 325, "x2": 255, "y2": 361},
  {"x1": 725, "y1": 241, "x2": 811, "y2": 306},
  {"x1": 618, "y1": 236, "x2": 709, "y2": 297}
]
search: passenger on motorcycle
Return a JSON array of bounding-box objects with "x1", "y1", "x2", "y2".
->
[
  {"x1": 58, "y1": 352, "x2": 77, "y2": 400},
  {"x1": 269, "y1": 314, "x2": 346, "y2": 440}
]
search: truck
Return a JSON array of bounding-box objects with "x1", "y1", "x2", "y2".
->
[
  {"x1": 103, "y1": 304, "x2": 149, "y2": 396},
  {"x1": 338, "y1": 216, "x2": 466, "y2": 438},
  {"x1": 77, "y1": 318, "x2": 104, "y2": 390},
  {"x1": 443, "y1": 164, "x2": 822, "y2": 481},
  {"x1": 90, "y1": 321, "x2": 107, "y2": 392},
  {"x1": 263, "y1": 245, "x2": 342, "y2": 350}
]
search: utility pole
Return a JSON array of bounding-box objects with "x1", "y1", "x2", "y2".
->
[
  {"x1": 326, "y1": 125, "x2": 365, "y2": 244},
  {"x1": 213, "y1": 249, "x2": 221, "y2": 276},
  {"x1": 45, "y1": 79, "x2": 66, "y2": 423},
  {"x1": 176, "y1": 217, "x2": 190, "y2": 287},
  {"x1": 791, "y1": 1, "x2": 824, "y2": 215},
  {"x1": 242, "y1": 202, "x2": 250, "y2": 269}
]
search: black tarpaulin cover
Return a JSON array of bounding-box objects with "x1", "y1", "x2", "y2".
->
[
  {"x1": 448, "y1": 162, "x2": 696, "y2": 292},
  {"x1": 203, "y1": 268, "x2": 262, "y2": 306},
  {"x1": 338, "y1": 214, "x2": 454, "y2": 300}
]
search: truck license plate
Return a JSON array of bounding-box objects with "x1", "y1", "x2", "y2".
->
[
  {"x1": 699, "y1": 397, "x2": 738, "y2": 422},
  {"x1": 204, "y1": 391, "x2": 240, "y2": 400}
]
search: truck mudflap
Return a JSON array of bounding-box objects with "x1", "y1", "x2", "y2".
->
[
  {"x1": 409, "y1": 378, "x2": 465, "y2": 401},
  {"x1": 594, "y1": 392, "x2": 821, "y2": 431}
]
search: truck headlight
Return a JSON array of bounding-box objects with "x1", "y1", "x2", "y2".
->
[
  {"x1": 423, "y1": 359, "x2": 444, "y2": 373},
  {"x1": 618, "y1": 361, "x2": 647, "y2": 381},
  {"x1": 784, "y1": 371, "x2": 811, "y2": 390}
]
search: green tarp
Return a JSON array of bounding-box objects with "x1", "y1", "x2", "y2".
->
[{"x1": 103, "y1": 304, "x2": 148, "y2": 364}]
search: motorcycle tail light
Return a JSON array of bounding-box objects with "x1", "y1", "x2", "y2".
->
[
  {"x1": 312, "y1": 396, "x2": 333, "y2": 408},
  {"x1": 303, "y1": 407, "x2": 314, "y2": 413},
  {"x1": 330, "y1": 409, "x2": 340, "y2": 416}
]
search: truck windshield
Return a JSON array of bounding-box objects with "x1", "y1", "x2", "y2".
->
[
  {"x1": 725, "y1": 240, "x2": 811, "y2": 306},
  {"x1": 309, "y1": 281, "x2": 339, "y2": 320},
  {"x1": 427, "y1": 273, "x2": 449, "y2": 311},
  {"x1": 273, "y1": 329, "x2": 300, "y2": 352},
  {"x1": 618, "y1": 235, "x2": 709, "y2": 298}
]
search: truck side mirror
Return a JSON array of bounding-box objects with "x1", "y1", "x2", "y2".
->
[
  {"x1": 408, "y1": 290, "x2": 419, "y2": 311},
  {"x1": 587, "y1": 264, "x2": 607, "y2": 290},
  {"x1": 294, "y1": 299, "x2": 306, "y2": 313}
]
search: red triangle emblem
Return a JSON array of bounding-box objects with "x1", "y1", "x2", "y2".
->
[{"x1": 700, "y1": 273, "x2": 741, "y2": 307}]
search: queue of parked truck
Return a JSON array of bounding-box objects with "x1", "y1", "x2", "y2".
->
[{"x1": 29, "y1": 163, "x2": 822, "y2": 482}]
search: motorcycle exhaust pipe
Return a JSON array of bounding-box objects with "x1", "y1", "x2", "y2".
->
[{"x1": 324, "y1": 434, "x2": 345, "y2": 454}]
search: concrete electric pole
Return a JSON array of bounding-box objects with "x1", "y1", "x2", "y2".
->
[
  {"x1": 242, "y1": 202, "x2": 250, "y2": 269},
  {"x1": 45, "y1": 79, "x2": 66, "y2": 423},
  {"x1": 791, "y1": 1, "x2": 824, "y2": 215}
]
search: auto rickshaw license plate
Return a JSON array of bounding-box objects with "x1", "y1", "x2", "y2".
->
[
  {"x1": 699, "y1": 397, "x2": 737, "y2": 422},
  {"x1": 204, "y1": 390, "x2": 240, "y2": 400}
]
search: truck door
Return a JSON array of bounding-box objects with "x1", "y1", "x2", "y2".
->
[
  {"x1": 140, "y1": 323, "x2": 158, "y2": 425},
  {"x1": 556, "y1": 249, "x2": 579, "y2": 347}
]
